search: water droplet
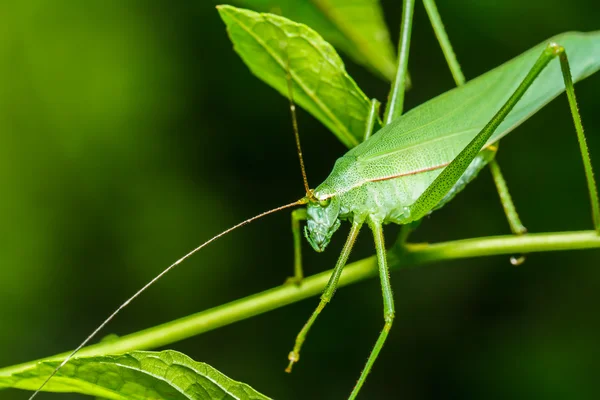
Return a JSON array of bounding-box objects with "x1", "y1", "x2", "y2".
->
[{"x1": 510, "y1": 255, "x2": 526, "y2": 266}]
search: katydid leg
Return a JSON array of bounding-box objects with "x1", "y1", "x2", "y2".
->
[
  {"x1": 397, "y1": 220, "x2": 421, "y2": 247},
  {"x1": 421, "y1": 1, "x2": 528, "y2": 228},
  {"x1": 488, "y1": 155, "x2": 528, "y2": 265},
  {"x1": 349, "y1": 219, "x2": 394, "y2": 400},
  {"x1": 286, "y1": 208, "x2": 307, "y2": 285},
  {"x1": 423, "y1": 0, "x2": 465, "y2": 86},
  {"x1": 488, "y1": 157, "x2": 527, "y2": 236},
  {"x1": 423, "y1": 0, "x2": 524, "y2": 236},
  {"x1": 286, "y1": 220, "x2": 363, "y2": 372},
  {"x1": 384, "y1": 0, "x2": 415, "y2": 124},
  {"x1": 363, "y1": 99, "x2": 381, "y2": 141},
  {"x1": 557, "y1": 49, "x2": 600, "y2": 232},
  {"x1": 408, "y1": 43, "x2": 599, "y2": 224}
]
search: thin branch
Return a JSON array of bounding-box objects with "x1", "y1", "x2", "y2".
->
[{"x1": 1, "y1": 230, "x2": 599, "y2": 376}]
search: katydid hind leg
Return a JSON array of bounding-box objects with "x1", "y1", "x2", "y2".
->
[
  {"x1": 423, "y1": 0, "x2": 527, "y2": 241},
  {"x1": 286, "y1": 221, "x2": 363, "y2": 372},
  {"x1": 349, "y1": 220, "x2": 394, "y2": 400},
  {"x1": 556, "y1": 48, "x2": 600, "y2": 233},
  {"x1": 408, "y1": 43, "x2": 599, "y2": 224},
  {"x1": 422, "y1": 0, "x2": 528, "y2": 239},
  {"x1": 285, "y1": 208, "x2": 307, "y2": 285}
]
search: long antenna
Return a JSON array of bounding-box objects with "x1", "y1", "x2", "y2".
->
[
  {"x1": 284, "y1": 44, "x2": 315, "y2": 200},
  {"x1": 28, "y1": 198, "x2": 306, "y2": 399}
]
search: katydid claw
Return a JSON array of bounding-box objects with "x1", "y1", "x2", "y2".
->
[{"x1": 286, "y1": 351, "x2": 300, "y2": 373}]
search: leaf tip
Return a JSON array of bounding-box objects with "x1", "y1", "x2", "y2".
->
[{"x1": 215, "y1": 4, "x2": 233, "y2": 17}]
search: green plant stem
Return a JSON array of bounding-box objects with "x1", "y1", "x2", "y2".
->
[{"x1": 2, "y1": 230, "x2": 599, "y2": 376}]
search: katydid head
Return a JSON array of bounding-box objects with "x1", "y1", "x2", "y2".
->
[{"x1": 304, "y1": 186, "x2": 341, "y2": 252}]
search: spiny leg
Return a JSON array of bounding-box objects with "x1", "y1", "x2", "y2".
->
[
  {"x1": 349, "y1": 219, "x2": 394, "y2": 400},
  {"x1": 285, "y1": 208, "x2": 307, "y2": 285},
  {"x1": 286, "y1": 220, "x2": 363, "y2": 372},
  {"x1": 558, "y1": 49, "x2": 600, "y2": 232},
  {"x1": 409, "y1": 43, "x2": 600, "y2": 225}
]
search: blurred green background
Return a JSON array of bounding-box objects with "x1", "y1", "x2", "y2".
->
[{"x1": 1, "y1": 0, "x2": 600, "y2": 399}]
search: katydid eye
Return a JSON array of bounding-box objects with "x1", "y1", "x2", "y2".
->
[{"x1": 319, "y1": 198, "x2": 331, "y2": 207}]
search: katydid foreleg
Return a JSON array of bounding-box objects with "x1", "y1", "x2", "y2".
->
[
  {"x1": 287, "y1": 208, "x2": 307, "y2": 285},
  {"x1": 285, "y1": 79, "x2": 384, "y2": 365},
  {"x1": 286, "y1": 97, "x2": 380, "y2": 287}
]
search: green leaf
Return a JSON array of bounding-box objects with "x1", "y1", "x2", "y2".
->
[
  {"x1": 232, "y1": 0, "x2": 396, "y2": 80},
  {"x1": 0, "y1": 350, "x2": 270, "y2": 400},
  {"x1": 218, "y1": 4, "x2": 377, "y2": 149}
]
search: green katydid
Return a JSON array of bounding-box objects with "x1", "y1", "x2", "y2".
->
[
  {"x1": 27, "y1": 2, "x2": 600, "y2": 399},
  {"x1": 282, "y1": 34, "x2": 600, "y2": 400}
]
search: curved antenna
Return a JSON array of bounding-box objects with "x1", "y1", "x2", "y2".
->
[
  {"x1": 28, "y1": 198, "x2": 306, "y2": 400},
  {"x1": 284, "y1": 43, "x2": 316, "y2": 201}
]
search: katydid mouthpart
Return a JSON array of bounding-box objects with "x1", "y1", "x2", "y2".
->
[{"x1": 28, "y1": 3, "x2": 600, "y2": 399}]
